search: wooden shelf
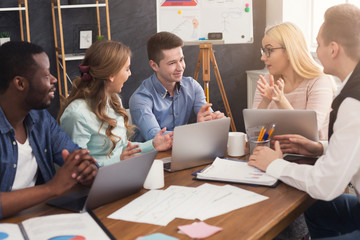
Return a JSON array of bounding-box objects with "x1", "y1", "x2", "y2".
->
[
  {"x1": 58, "y1": 53, "x2": 85, "y2": 61},
  {"x1": 51, "y1": 0, "x2": 111, "y2": 101},
  {"x1": 0, "y1": 7, "x2": 26, "y2": 11},
  {"x1": 54, "y1": 3, "x2": 106, "y2": 9},
  {"x1": 0, "y1": 0, "x2": 30, "y2": 42}
]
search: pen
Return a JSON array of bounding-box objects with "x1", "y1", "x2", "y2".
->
[{"x1": 262, "y1": 132, "x2": 269, "y2": 141}]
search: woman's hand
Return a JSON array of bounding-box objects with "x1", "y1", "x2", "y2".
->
[
  {"x1": 153, "y1": 127, "x2": 173, "y2": 151},
  {"x1": 272, "y1": 78, "x2": 285, "y2": 102},
  {"x1": 257, "y1": 75, "x2": 275, "y2": 104},
  {"x1": 272, "y1": 78, "x2": 294, "y2": 109},
  {"x1": 120, "y1": 142, "x2": 141, "y2": 160}
]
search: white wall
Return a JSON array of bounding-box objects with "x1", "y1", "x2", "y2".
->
[
  {"x1": 266, "y1": 0, "x2": 283, "y2": 28},
  {"x1": 266, "y1": 0, "x2": 312, "y2": 47}
]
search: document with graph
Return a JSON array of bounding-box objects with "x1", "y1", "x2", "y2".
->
[{"x1": 0, "y1": 211, "x2": 114, "y2": 240}]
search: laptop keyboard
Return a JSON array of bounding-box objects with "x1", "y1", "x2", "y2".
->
[
  {"x1": 46, "y1": 188, "x2": 90, "y2": 211},
  {"x1": 68, "y1": 195, "x2": 87, "y2": 210}
]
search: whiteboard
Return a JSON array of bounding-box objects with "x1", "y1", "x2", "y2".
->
[{"x1": 156, "y1": 0, "x2": 253, "y2": 44}]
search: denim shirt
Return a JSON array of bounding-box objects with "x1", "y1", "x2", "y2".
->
[
  {"x1": 0, "y1": 107, "x2": 79, "y2": 219},
  {"x1": 129, "y1": 73, "x2": 207, "y2": 142}
]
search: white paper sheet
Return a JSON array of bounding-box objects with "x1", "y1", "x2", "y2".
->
[{"x1": 108, "y1": 183, "x2": 268, "y2": 226}]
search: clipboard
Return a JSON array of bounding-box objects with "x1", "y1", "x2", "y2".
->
[
  {"x1": 193, "y1": 175, "x2": 280, "y2": 188},
  {"x1": 192, "y1": 158, "x2": 279, "y2": 188}
]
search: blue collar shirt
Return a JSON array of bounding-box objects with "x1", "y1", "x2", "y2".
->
[
  {"x1": 0, "y1": 107, "x2": 79, "y2": 219},
  {"x1": 129, "y1": 73, "x2": 207, "y2": 142}
]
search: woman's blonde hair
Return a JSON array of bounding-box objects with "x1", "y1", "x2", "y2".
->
[
  {"x1": 265, "y1": 22, "x2": 323, "y2": 80},
  {"x1": 58, "y1": 40, "x2": 133, "y2": 158}
]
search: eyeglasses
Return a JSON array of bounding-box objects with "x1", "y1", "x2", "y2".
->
[{"x1": 260, "y1": 47, "x2": 285, "y2": 58}]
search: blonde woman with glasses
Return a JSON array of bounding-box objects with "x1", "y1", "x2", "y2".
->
[{"x1": 253, "y1": 22, "x2": 335, "y2": 140}]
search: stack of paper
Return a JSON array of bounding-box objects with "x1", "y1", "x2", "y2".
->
[
  {"x1": 108, "y1": 183, "x2": 268, "y2": 226},
  {"x1": 195, "y1": 158, "x2": 278, "y2": 186}
]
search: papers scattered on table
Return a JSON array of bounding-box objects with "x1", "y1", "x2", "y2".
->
[
  {"x1": 108, "y1": 183, "x2": 268, "y2": 226},
  {"x1": 195, "y1": 157, "x2": 278, "y2": 186}
]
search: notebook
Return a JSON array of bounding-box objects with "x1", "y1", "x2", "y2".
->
[
  {"x1": 163, "y1": 117, "x2": 230, "y2": 172},
  {"x1": 47, "y1": 150, "x2": 158, "y2": 212},
  {"x1": 243, "y1": 109, "x2": 319, "y2": 141}
]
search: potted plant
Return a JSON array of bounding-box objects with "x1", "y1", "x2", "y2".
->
[
  {"x1": 96, "y1": 35, "x2": 105, "y2": 41},
  {"x1": 0, "y1": 32, "x2": 10, "y2": 45}
]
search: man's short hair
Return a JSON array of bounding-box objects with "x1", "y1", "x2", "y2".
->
[
  {"x1": 322, "y1": 4, "x2": 360, "y2": 61},
  {"x1": 0, "y1": 41, "x2": 44, "y2": 93},
  {"x1": 147, "y1": 31, "x2": 183, "y2": 65}
]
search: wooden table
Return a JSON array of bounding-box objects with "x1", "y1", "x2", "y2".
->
[{"x1": 0, "y1": 152, "x2": 315, "y2": 240}]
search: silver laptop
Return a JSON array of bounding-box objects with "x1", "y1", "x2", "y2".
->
[
  {"x1": 243, "y1": 109, "x2": 319, "y2": 141},
  {"x1": 164, "y1": 117, "x2": 230, "y2": 172},
  {"x1": 47, "y1": 150, "x2": 157, "y2": 212}
]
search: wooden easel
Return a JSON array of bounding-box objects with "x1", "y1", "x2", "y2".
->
[{"x1": 194, "y1": 43, "x2": 237, "y2": 132}]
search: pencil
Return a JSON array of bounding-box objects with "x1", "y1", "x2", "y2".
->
[
  {"x1": 268, "y1": 128, "x2": 274, "y2": 139},
  {"x1": 267, "y1": 124, "x2": 276, "y2": 139},
  {"x1": 206, "y1": 82, "x2": 209, "y2": 104},
  {"x1": 257, "y1": 127, "x2": 264, "y2": 141},
  {"x1": 206, "y1": 82, "x2": 209, "y2": 110},
  {"x1": 260, "y1": 128, "x2": 267, "y2": 141}
]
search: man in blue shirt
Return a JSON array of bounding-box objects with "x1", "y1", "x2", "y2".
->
[
  {"x1": 0, "y1": 41, "x2": 98, "y2": 219},
  {"x1": 129, "y1": 32, "x2": 224, "y2": 142}
]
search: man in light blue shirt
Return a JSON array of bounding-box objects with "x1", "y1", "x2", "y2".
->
[{"x1": 129, "y1": 32, "x2": 224, "y2": 141}]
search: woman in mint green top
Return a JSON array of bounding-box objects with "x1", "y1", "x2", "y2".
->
[{"x1": 58, "y1": 40, "x2": 172, "y2": 166}]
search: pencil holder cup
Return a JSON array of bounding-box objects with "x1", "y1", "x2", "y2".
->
[{"x1": 249, "y1": 137, "x2": 270, "y2": 155}]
